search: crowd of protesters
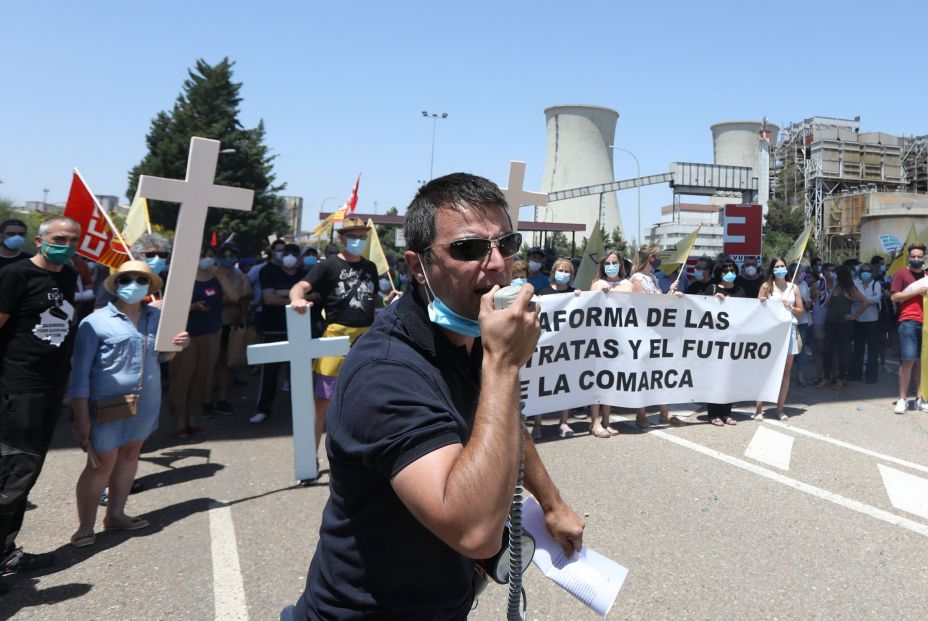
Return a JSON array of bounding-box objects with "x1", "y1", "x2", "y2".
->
[{"x1": 0, "y1": 207, "x2": 925, "y2": 584}]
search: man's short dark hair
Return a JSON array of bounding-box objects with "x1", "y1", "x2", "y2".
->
[
  {"x1": 404, "y1": 173, "x2": 510, "y2": 254},
  {"x1": 283, "y1": 243, "x2": 301, "y2": 255},
  {"x1": 870, "y1": 255, "x2": 884, "y2": 265},
  {"x1": 909, "y1": 243, "x2": 927, "y2": 255},
  {"x1": 1, "y1": 219, "x2": 26, "y2": 235}
]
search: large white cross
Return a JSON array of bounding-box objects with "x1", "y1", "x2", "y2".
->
[
  {"x1": 138, "y1": 137, "x2": 255, "y2": 351},
  {"x1": 500, "y1": 161, "x2": 548, "y2": 231},
  {"x1": 247, "y1": 306, "x2": 350, "y2": 481}
]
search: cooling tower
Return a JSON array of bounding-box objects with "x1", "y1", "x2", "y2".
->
[
  {"x1": 540, "y1": 105, "x2": 622, "y2": 240},
  {"x1": 710, "y1": 121, "x2": 780, "y2": 214}
]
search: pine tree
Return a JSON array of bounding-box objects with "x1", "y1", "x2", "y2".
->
[{"x1": 127, "y1": 58, "x2": 287, "y2": 256}]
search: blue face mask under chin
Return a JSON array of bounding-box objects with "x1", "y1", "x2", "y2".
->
[{"x1": 419, "y1": 254, "x2": 481, "y2": 338}]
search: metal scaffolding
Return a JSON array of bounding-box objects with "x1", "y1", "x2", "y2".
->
[{"x1": 772, "y1": 116, "x2": 907, "y2": 258}]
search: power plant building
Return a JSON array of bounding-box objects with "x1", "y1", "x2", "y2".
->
[{"x1": 540, "y1": 104, "x2": 623, "y2": 240}]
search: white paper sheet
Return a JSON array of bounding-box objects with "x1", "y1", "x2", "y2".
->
[{"x1": 522, "y1": 497, "x2": 628, "y2": 617}]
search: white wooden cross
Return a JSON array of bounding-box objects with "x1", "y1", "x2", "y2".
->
[
  {"x1": 138, "y1": 137, "x2": 254, "y2": 351},
  {"x1": 500, "y1": 161, "x2": 548, "y2": 231},
  {"x1": 247, "y1": 306, "x2": 350, "y2": 481}
]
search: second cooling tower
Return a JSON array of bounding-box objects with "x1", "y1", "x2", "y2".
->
[{"x1": 540, "y1": 104, "x2": 622, "y2": 239}]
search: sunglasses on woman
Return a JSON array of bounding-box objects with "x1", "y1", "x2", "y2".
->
[
  {"x1": 425, "y1": 232, "x2": 522, "y2": 262},
  {"x1": 720, "y1": 267, "x2": 736, "y2": 274},
  {"x1": 116, "y1": 275, "x2": 151, "y2": 286},
  {"x1": 142, "y1": 251, "x2": 169, "y2": 259}
]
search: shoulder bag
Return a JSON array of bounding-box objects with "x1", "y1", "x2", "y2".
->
[{"x1": 93, "y1": 315, "x2": 148, "y2": 424}]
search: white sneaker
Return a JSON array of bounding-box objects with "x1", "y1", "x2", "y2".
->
[
  {"x1": 894, "y1": 399, "x2": 908, "y2": 415},
  {"x1": 249, "y1": 412, "x2": 268, "y2": 424},
  {"x1": 917, "y1": 397, "x2": 928, "y2": 413}
]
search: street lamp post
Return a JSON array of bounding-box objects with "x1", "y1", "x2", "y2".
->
[
  {"x1": 609, "y1": 145, "x2": 641, "y2": 245},
  {"x1": 421, "y1": 111, "x2": 448, "y2": 180}
]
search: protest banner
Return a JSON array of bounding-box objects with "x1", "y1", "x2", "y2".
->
[{"x1": 519, "y1": 291, "x2": 792, "y2": 415}]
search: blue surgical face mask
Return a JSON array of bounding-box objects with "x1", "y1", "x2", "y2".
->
[
  {"x1": 722, "y1": 271, "x2": 737, "y2": 283},
  {"x1": 860, "y1": 272, "x2": 873, "y2": 282},
  {"x1": 273, "y1": 251, "x2": 284, "y2": 263},
  {"x1": 345, "y1": 238, "x2": 367, "y2": 255},
  {"x1": 418, "y1": 254, "x2": 481, "y2": 338},
  {"x1": 651, "y1": 257, "x2": 662, "y2": 271},
  {"x1": 3, "y1": 235, "x2": 25, "y2": 250},
  {"x1": 116, "y1": 281, "x2": 148, "y2": 304},
  {"x1": 554, "y1": 270, "x2": 571, "y2": 285},
  {"x1": 511, "y1": 277, "x2": 526, "y2": 287},
  {"x1": 145, "y1": 256, "x2": 166, "y2": 275},
  {"x1": 693, "y1": 269, "x2": 704, "y2": 281},
  {"x1": 773, "y1": 267, "x2": 788, "y2": 279},
  {"x1": 528, "y1": 260, "x2": 543, "y2": 273},
  {"x1": 198, "y1": 257, "x2": 215, "y2": 270},
  {"x1": 303, "y1": 256, "x2": 318, "y2": 267},
  {"x1": 218, "y1": 257, "x2": 237, "y2": 268},
  {"x1": 604, "y1": 264, "x2": 620, "y2": 278}
]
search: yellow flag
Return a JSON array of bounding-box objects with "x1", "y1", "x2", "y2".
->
[
  {"x1": 887, "y1": 223, "x2": 918, "y2": 276},
  {"x1": 313, "y1": 211, "x2": 338, "y2": 237},
  {"x1": 660, "y1": 225, "x2": 701, "y2": 274},
  {"x1": 361, "y1": 218, "x2": 392, "y2": 285},
  {"x1": 573, "y1": 221, "x2": 605, "y2": 291},
  {"x1": 122, "y1": 194, "x2": 151, "y2": 245},
  {"x1": 784, "y1": 222, "x2": 813, "y2": 267}
]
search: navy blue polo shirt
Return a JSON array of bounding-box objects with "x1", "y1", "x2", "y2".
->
[{"x1": 294, "y1": 289, "x2": 481, "y2": 620}]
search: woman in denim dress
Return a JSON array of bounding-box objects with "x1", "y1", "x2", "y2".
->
[{"x1": 68, "y1": 261, "x2": 189, "y2": 547}]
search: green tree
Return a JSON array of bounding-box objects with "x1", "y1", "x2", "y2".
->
[{"x1": 126, "y1": 58, "x2": 287, "y2": 256}]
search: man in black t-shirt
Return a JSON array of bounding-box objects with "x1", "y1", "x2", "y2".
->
[
  {"x1": 290, "y1": 217, "x2": 398, "y2": 483},
  {"x1": 0, "y1": 216, "x2": 80, "y2": 575},
  {"x1": 686, "y1": 256, "x2": 714, "y2": 296},
  {"x1": 286, "y1": 174, "x2": 583, "y2": 620},
  {"x1": 736, "y1": 255, "x2": 764, "y2": 299},
  {"x1": 250, "y1": 243, "x2": 307, "y2": 425},
  {"x1": 0, "y1": 219, "x2": 32, "y2": 271}
]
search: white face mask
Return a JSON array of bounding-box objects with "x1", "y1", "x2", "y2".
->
[
  {"x1": 281, "y1": 255, "x2": 298, "y2": 269},
  {"x1": 528, "y1": 260, "x2": 543, "y2": 273},
  {"x1": 743, "y1": 266, "x2": 757, "y2": 277}
]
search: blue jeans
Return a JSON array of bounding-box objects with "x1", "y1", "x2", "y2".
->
[{"x1": 898, "y1": 320, "x2": 923, "y2": 361}]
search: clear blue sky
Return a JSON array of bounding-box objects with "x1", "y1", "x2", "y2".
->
[{"x1": 3, "y1": 0, "x2": 927, "y2": 242}]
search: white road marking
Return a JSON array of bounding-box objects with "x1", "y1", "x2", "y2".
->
[
  {"x1": 208, "y1": 502, "x2": 249, "y2": 620},
  {"x1": 765, "y1": 419, "x2": 928, "y2": 475},
  {"x1": 744, "y1": 426, "x2": 794, "y2": 470},
  {"x1": 878, "y1": 465, "x2": 928, "y2": 521},
  {"x1": 615, "y1": 417, "x2": 928, "y2": 538}
]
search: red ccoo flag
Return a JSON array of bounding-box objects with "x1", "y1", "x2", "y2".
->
[
  {"x1": 63, "y1": 170, "x2": 132, "y2": 269},
  {"x1": 332, "y1": 173, "x2": 361, "y2": 223}
]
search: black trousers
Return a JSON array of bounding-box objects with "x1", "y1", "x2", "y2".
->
[
  {"x1": 0, "y1": 390, "x2": 64, "y2": 556},
  {"x1": 255, "y1": 334, "x2": 288, "y2": 416},
  {"x1": 851, "y1": 321, "x2": 881, "y2": 383},
  {"x1": 707, "y1": 403, "x2": 732, "y2": 419},
  {"x1": 824, "y1": 321, "x2": 853, "y2": 380}
]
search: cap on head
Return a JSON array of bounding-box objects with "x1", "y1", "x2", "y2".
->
[{"x1": 338, "y1": 216, "x2": 370, "y2": 234}]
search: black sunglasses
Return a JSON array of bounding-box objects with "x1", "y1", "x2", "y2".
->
[
  {"x1": 426, "y1": 232, "x2": 522, "y2": 262},
  {"x1": 720, "y1": 267, "x2": 736, "y2": 273},
  {"x1": 116, "y1": 275, "x2": 150, "y2": 287},
  {"x1": 142, "y1": 251, "x2": 169, "y2": 259}
]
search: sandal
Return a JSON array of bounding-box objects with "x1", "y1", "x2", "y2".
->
[
  {"x1": 70, "y1": 531, "x2": 95, "y2": 548},
  {"x1": 591, "y1": 426, "x2": 612, "y2": 438},
  {"x1": 532, "y1": 425, "x2": 543, "y2": 441},
  {"x1": 103, "y1": 515, "x2": 150, "y2": 531},
  {"x1": 660, "y1": 416, "x2": 686, "y2": 427},
  {"x1": 605, "y1": 425, "x2": 619, "y2": 436},
  {"x1": 778, "y1": 412, "x2": 789, "y2": 421},
  {"x1": 709, "y1": 417, "x2": 725, "y2": 427},
  {"x1": 724, "y1": 417, "x2": 737, "y2": 426},
  {"x1": 636, "y1": 415, "x2": 651, "y2": 430},
  {"x1": 753, "y1": 411, "x2": 764, "y2": 421},
  {"x1": 558, "y1": 425, "x2": 574, "y2": 438}
]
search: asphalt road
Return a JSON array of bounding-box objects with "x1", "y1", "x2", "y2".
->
[{"x1": 3, "y1": 367, "x2": 928, "y2": 620}]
